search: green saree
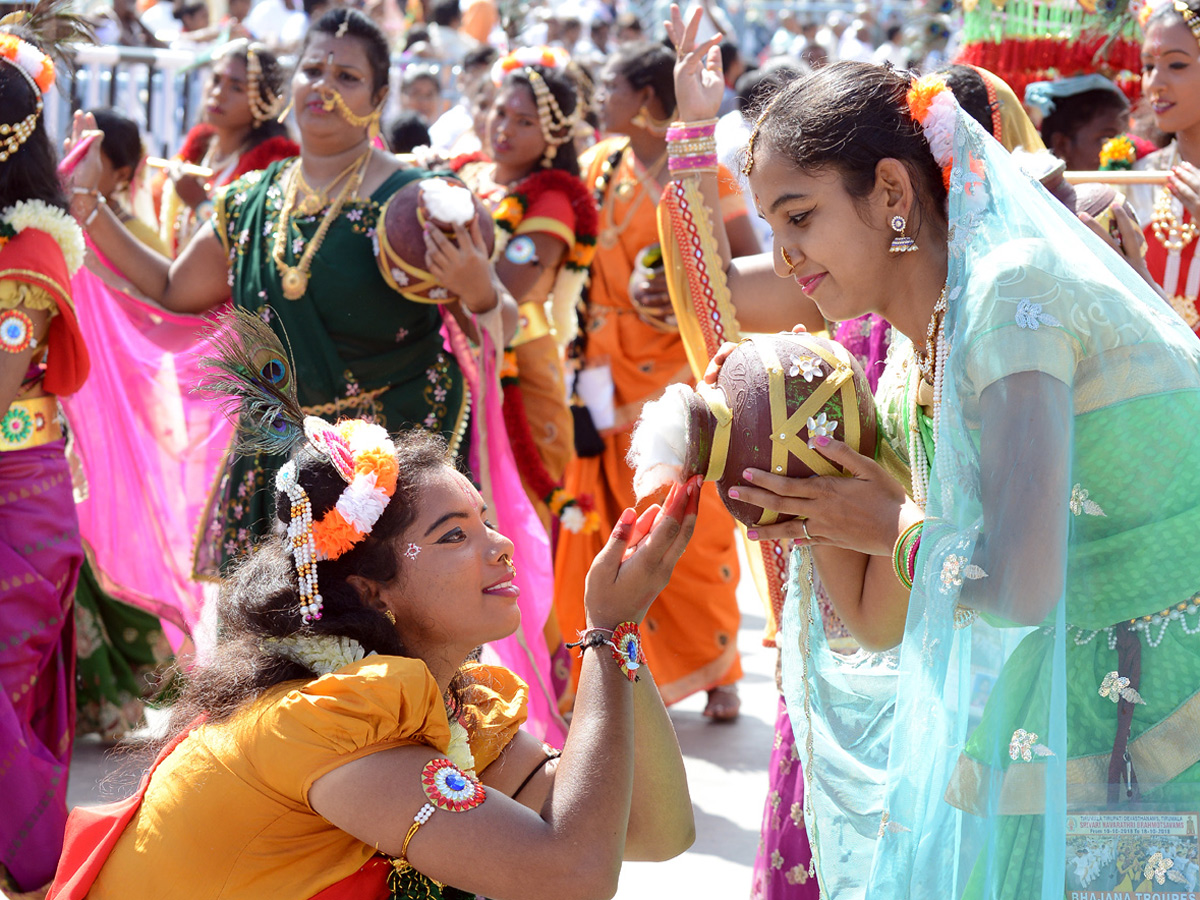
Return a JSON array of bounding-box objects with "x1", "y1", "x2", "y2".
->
[{"x1": 193, "y1": 160, "x2": 470, "y2": 577}]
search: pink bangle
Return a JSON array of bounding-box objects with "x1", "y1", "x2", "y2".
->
[
  {"x1": 668, "y1": 154, "x2": 719, "y2": 173},
  {"x1": 905, "y1": 535, "x2": 921, "y2": 583},
  {"x1": 666, "y1": 119, "x2": 718, "y2": 142}
]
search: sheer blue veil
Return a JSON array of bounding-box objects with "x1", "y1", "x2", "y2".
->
[{"x1": 782, "y1": 82, "x2": 1200, "y2": 900}]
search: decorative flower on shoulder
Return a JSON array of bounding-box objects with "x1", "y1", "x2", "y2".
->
[
  {"x1": 1, "y1": 200, "x2": 86, "y2": 275},
  {"x1": 261, "y1": 634, "x2": 372, "y2": 675},
  {"x1": 906, "y1": 74, "x2": 957, "y2": 190}
]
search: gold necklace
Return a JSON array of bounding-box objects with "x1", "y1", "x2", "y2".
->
[
  {"x1": 293, "y1": 153, "x2": 367, "y2": 217},
  {"x1": 272, "y1": 148, "x2": 371, "y2": 301},
  {"x1": 614, "y1": 148, "x2": 667, "y2": 201},
  {"x1": 1152, "y1": 188, "x2": 1198, "y2": 253}
]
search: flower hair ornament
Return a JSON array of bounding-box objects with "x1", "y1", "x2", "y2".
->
[
  {"x1": 491, "y1": 48, "x2": 580, "y2": 168},
  {"x1": 906, "y1": 73, "x2": 956, "y2": 191},
  {"x1": 0, "y1": 32, "x2": 53, "y2": 162},
  {"x1": 489, "y1": 45, "x2": 571, "y2": 87},
  {"x1": 0, "y1": 0, "x2": 95, "y2": 162},
  {"x1": 201, "y1": 308, "x2": 399, "y2": 623}
]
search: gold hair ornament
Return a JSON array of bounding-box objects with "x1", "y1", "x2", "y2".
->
[
  {"x1": 1174, "y1": 0, "x2": 1200, "y2": 40},
  {"x1": 742, "y1": 92, "x2": 788, "y2": 177},
  {"x1": 525, "y1": 68, "x2": 579, "y2": 168},
  {"x1": 245, "y1": 44, "x2": 285, "y2": 127}
]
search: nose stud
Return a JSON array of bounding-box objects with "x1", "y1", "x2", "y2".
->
[{"x1": 780, "y1": 246, "x2": 796, "y2": 273}]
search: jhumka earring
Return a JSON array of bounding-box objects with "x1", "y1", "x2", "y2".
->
[{"x1": 889, "y1": 215, "x2": 918, "y2": 254}]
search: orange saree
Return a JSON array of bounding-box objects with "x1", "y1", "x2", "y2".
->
[{"x1": 553, "y1": 137, "x2": 746, "y2": 705}]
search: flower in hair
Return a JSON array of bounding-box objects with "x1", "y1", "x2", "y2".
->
[
  {"x1": 906, "y1": 74, "x2": 957, "y2": 187},
  {"x1": 0, "y1": 32, "x2": 55, "y2": 93},
  {"x1": 262, "y1": 634, "x2": 372, "y2": 675},
  {"x1": 490, "y1": 45, "x2": 570, "y2": 86}
]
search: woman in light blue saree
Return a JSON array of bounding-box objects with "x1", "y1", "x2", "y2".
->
[{"x1": 667, "y1": 9, "x2": 1200, "y2": 897}]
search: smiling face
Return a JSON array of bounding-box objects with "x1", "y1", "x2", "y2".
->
[
  {"x1": 748, "y1": 146, "x2": 893, "y2": 322},
  {"x1": 486, "y1": 81, "x2": 547, "y2": 174},
  {"x1": 203, "y1": 55, "x2": 254, "y2": 133},
  {"x1": 379, "y1": 467, "x2": 519, "y2": 658},
  {"x1": 1142, "y1": 16, "x2": 1200, "y2": 136},
  {"x1": 293, "y1": 33, "x2": 382, "y2": 141}
]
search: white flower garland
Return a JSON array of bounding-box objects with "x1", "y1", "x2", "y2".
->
[
  {"x1": 3, "y1": 200, "x2": 85, "y2": 276},
  {"x1": 921, "y1": 91, "x2": 957, "y2": 170},
  {"x1": 262, "y1": 634, "x2": 373, "y2": 675}
]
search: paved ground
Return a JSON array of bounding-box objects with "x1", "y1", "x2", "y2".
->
[{"x1": 67, "y1": 540, "x2": 777, "y2": 898}]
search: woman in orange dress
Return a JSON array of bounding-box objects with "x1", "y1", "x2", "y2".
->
[
  {"x1": 553, "y1": 41, "x2": 760, "y2": 719},
  {"x1": 50, "y1": 324, "x2": 700, "y2": 898}
]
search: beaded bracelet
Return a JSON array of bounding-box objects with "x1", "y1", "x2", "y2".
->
[
  {"x1": 892, "y1": 520, "x2": 924, "y2": 590},
  {"x1": 665, "y1": 118, "x2": 719, "y2": 142},
  {"x1": 668, "y1": 137, "x2": 717, "y2": 157},
  {"x1": 566, "y1": 621, "x2": 646, "y2": 681}
]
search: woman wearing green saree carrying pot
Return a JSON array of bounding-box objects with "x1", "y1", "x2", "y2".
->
[
  {"x1": 65, "y1": 7, "x2": 517, "y2": 578},
  {"x1": 668, "y1": 6, "x2": 1200, "y2": 898}
]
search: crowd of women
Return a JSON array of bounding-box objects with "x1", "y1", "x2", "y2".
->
[{"x1": 2, "y1": 0, "x2": 1200, "y2": 896}]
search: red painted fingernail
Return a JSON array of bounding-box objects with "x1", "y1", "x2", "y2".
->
[
  {"x1": 743, "y1": 470, "x2": 754, "y2": 482},
  {"x1": 814, "y1": 435, "x2": 831, "y2": 447},
  {"x1": 747, "y1": 529, "x2": 758, "y2": 540},
  {"x1": 727, "y1": 488, "x2": 740, "y2": 499},
  {"x1": 792, "y1": 538, "x2": 807, "y2": 546}
]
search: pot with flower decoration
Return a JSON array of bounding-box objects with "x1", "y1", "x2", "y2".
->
[
  {"x1": 375, "y1": 176, "x2": 496, "y2": 303},
  {"x1": 629, "y1": 332, "x2": 877, "y2": 527}
]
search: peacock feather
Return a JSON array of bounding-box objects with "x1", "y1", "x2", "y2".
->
[
  {"x1": 0, "y1": 0, "x2": 97, "y2": 76},
  {"x1": 200, "y1": 307, "x2": 306, "y2": 457}
]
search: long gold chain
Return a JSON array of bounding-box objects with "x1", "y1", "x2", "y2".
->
[{"x1": 272, "y1": 147, "x2": 372, "y2": 301}]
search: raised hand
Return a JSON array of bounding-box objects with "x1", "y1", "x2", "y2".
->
[
  {"x1": 665, "y1": 4, "x2": 724, "y2": 123},
  {"x1": 584, "y1": 476, "x2": 701, "y2": 626}
]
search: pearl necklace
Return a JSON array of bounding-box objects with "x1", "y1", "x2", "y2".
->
[
  {"x1": 908, "y1": 285, "x2": 949, "y2": 509},
  {"x1": 1151, "y1": 149, "x2": 1198, "y2": 253}
]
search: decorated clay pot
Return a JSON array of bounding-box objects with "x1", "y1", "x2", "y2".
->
[
  {"x1": 375, "y1": 177, "x2": 496, "y2": 304},
  {"x1": 682, "y1": 332, "x2": 877, "y2": 527}
]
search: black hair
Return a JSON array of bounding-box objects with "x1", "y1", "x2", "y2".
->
[
  {"x1": 151, "y1": 428, "x2": 455, "y2": 755},
  {"x1": 607, "y1": 42, "x2": 675, "y2": 117},
  {"x1": 735, "y1": 61, "x2": 804, "y2": 121},
  {"x1": 431, "y1": 0, "x2": 460, "y2": 28},
  {"x1": 305, "y1": 8, "x2": 391, "y2": 96},
  {"x1": 1039, "y1": 87, "x2": 1129, "y2": 147},
  {"x1": 0, "y1": 28, "x2": 66, "y2": 213},
  {"x1": 615, "y1": 11, "x2": 642, "y2": 33},
  {"x1": 719, "y1": 39, "x2": 740, "y2": 74},
  {"x1": 218, "y1": 42, "x2": 291, "y2": 146},
  {"x1": 386, "y1": 110, "x2": 432, "y2": 151},
  {"x1": 886, "y1": 24, "x2": 903, "y2": 41},
  {"x1": 462, "y1": 44, "x2": 498, "y2": 72},
  {"x1": 936, "y1": 64, "x2": 995, "y2": 137},
  {"x1": 750, "y1": 62, "x2": 948, "y2": 221},
  {"x1": 402, "y1": 65, "x2": 442, "y2": 93},
  {"x1": 88, "y1": 107, "x2": 144, "y2": 174},
  {"x1": 175, "y1": 1, "x2": 207, "y2": 22},
  {"x1": 503, "y1": 64, "x2": 582, "y2": 178},
  {"x1": 403, "y1": 25, "x2": 430, "y2": 52}
]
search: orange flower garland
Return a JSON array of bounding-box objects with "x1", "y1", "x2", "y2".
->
[
  {"x1": 0, "y1": 32, "x2": 55, "y2": 94},
  {"x1": 309, "y1": 419, "x2": 399, "y2": 560}
]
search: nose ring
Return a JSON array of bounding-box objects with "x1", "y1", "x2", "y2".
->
[
  {"x1": 499, "y1": 553, "x2": 516, "y2": 575},
  {"x1": 781, "y1": 246, "x2": 796, "y2": 273}
]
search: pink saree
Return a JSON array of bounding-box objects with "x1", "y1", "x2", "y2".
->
[{"x1": 63, "y1": 248, "x2": 233, "y2": 650}]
